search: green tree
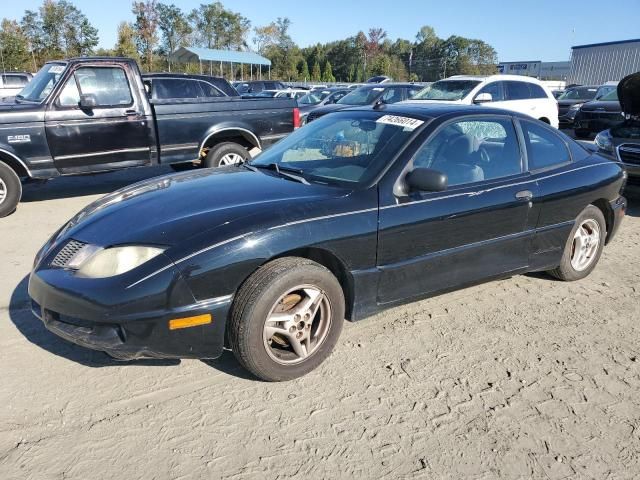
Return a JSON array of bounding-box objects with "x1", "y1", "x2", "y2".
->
[
  {"x1": 322, "y1": 60, "x2": 335, "y2": 83},
  {"x1": 0, "y1": 19, "x2": 31, "y2": 71},
  {"x1": 311, "y1": 60, "x2": 321, "y2": 81},
  {"x1": 156, "y1": 3, "x2": 191, "y2": 70},
  {"x1": 298, "y1": 59, "x2": 309, "y2": 81},
  {"x1": 189, "y1": 2, "x2": 250, "y2": 50},
  {"x1": 132, "y1": 0, "x2": 159, "y2": 71},
  {"x1": 114, "y1": 22, "x2": 139, "y2": 59}
]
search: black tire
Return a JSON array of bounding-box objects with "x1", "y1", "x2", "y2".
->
[
  {"x1": 229, "y1": 257, "x2": 345, "y2": 381},
  {"x1": 0, "y1": 162, "x2": 22, "y2": 218},
  {"x1": 548, "y1": 205, "x2": 606, "y2": 281},
  {"x1": 574, "y1": 129, "x2": 591, "y2": 139},
  {"x1": 203, "y1": 142, "x2": 249, "y2": 168}
]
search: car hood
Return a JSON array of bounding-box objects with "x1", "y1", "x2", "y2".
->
[
  {"x1": 580, "y1": 100, "x2": 621, "y2": 112},
  {"x1": 54, "y1": 167, "x2": 347, "y2": 248},
  {"x1": 310, "y1": 104, "x2": 350, "y2": 115},
  {"x1": 618, "y1": 71, "x2": 640, "y2": 116},
  {"x1": 558, "y1": 99, "x2": 586, "y2": 107},
  {"x1": 402, "y1": 99, "x2": 464, "y2": 105},
  {"x1": 0, "y1": 100, "x2": 43, "y2": 113}
]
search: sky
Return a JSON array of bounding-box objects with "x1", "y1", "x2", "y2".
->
[{"x1": 2, "y1": 0, "x2": 640, "y2": 62}]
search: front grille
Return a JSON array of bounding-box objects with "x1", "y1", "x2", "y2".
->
[
  {"x1": 618, "y1": 144, "x2": 640, "y2": 166},
  {"x1": 50, "y1": 240, "x2": 87, "y2": 268}
]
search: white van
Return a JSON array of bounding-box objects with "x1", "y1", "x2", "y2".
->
[
  {"x1": 405, "y1": 74, "x2": 559, "y2": 128},
  {"x1": 0, "y1": 72, "x2": 32, "y2": 98}
]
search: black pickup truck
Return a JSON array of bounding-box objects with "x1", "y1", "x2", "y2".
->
[{"x1": 0, "y1": 57, "x2": 299, "y2": 217}]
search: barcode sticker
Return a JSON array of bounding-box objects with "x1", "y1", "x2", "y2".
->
[{"x1": 376, "y1": 115, "x2": 424, "y2": 130}]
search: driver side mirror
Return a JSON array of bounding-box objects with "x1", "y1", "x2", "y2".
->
[
  {"x1": 406, "y1": 168, "x2": 448, "y2": 192},
  {"x1": 79, "y1": 93, "x2": 98, "y2": 109},
  {"x1": 474, "y1": 92, "x2": 492, "y2": 104}
]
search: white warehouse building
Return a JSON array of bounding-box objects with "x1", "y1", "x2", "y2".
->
[{"x1": 568, "y1": 38, "x2": 640, "y2": 85}]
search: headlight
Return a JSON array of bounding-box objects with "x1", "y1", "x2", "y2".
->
[
  {"x1": 594, "y1": 130, "x2": 614, "y2": 154},
  {"x1": 76, "y1": 246, "x2": 165, "y2": 278}
]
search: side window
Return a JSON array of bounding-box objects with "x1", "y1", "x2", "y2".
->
[
  {"x1": 197, "y1": 81, "x2": 224, "y2": 98},
  {"x1": 58, "y1": 67, "x2": 133, "y2": 107},
  {"x1": 477, "y1": 82, "x2": 505, "y2": 102},
  {"x1": 407, "y1": 87, "x2": 422, "y2": 99},
  {"x1": 2, "y1": 74, "x2": 29, "y2": 87},
  {"x1": 521, "y1": 121, "x2": 570, "y2": 170},
  {"x1": 152, "y1": 79, "x2": 202, "y2": 100},
  {"x1": 413, "y1": 117, "x2": 522, "y2": 187},
  {"x1": 528, "y1": 83, "x2": 548, "y2": 99},
  {"x1": 381, "y1": 88, "x2": 403, "y2": 104},
  {"x1": 505, "y1": 81, "x2": 531, "y2": 101}
]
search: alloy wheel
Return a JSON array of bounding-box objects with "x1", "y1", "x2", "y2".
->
[{"x1": 570, "y1": 218, "x2": 601, "y2": 271}]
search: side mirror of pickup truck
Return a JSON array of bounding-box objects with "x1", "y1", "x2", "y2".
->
[{"x1": 79, "y1": 94, "x2": 98, "y2": 109}]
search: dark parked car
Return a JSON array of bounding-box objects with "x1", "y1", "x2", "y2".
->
[
  {"x1": 305, "y1": 83, "x2": 422, "y2": 123},
  {"x1": 573, "y1": 86, "x2": 623, "y2": 138},
  {"x1": 557, "y1": 85, "x2": 599, "y2": 128},
  {"x1": 594, "y1": 71, "x2": 640, "y2": 183},
  {"x1": 233, "y1": 80, "x2": 287, "y2": 94},
  {"x1": 144, "y1": 73, "x2": 239, "y2": 98},
  {"x1": 0, "y1": 58, "x2": 299, "y2": 217},
  {"x1": 29, "y1": 104, "x2": 626, "y2": 381},
  {"x1": 297, "y1": 87, "x2": 350, "y2": 122}
]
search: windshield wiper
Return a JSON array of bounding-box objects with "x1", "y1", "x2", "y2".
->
[{"x1": 254, "y1": 163, "x2": 309, "y2": 184}]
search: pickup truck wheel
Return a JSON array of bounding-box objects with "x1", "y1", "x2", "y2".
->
[
  {"x1": 548, "y1": 205, "x2": 606, "y2": 281},
  {"x1": 204, "y1": 142, "x2": 249, "y2": 168},
  {"x1": 0, "y1": 162, "x2": 22, "y2": 218},
  {"x1": 229, "y1": 257, "x2": 345, "y2": 381}
]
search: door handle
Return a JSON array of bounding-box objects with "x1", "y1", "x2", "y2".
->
[
  {"x1": 515, "y1": 190, "x2": 533, "y2": 201},
  {"x1": 124, "y1": 109, "x2": 138, "y2": 116}
]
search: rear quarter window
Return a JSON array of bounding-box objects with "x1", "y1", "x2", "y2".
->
[{"x1": 521, "y1": 120, "x2": 570, "y2": 170}]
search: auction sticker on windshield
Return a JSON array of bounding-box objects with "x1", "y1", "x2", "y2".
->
[
  {"x1": 376, "y1": 115, "x2": 424, "y2": 130},
  {"x1": 48, "y1": 65, "x2": 65, "y2": 74}
]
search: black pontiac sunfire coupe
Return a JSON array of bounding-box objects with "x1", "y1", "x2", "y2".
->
[{"x1": 29, "y1": 104, "x2": 627, "y2": 381}]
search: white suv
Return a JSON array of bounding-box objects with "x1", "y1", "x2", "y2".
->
[{"x1": 405, "y1": 74, "x2": 559, "y2": 128}]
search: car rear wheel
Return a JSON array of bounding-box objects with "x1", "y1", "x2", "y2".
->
[
  {"x1": 0, "y1": 162, "x2": 22, "y2": 218},
  {"x1": 574, "y1": 129, "x2": 591, "y2": 139},
  {"x1": 204, "y1": 142, "x2": 249, "y2": 168},
  {"x1": 228, "y1": 257, "x2": 345, "y2": 381},
  {"x1": 548, "y1": 205, "x2": 606, "y2": 281}
]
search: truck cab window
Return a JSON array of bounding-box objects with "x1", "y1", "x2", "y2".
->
[{"x1": 58, "y1": 67, "x2": 133, "y2": 107}]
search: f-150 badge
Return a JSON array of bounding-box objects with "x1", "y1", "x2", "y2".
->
[{"x1": 7, "y1": 135, "x2": 31, "y2": 143}]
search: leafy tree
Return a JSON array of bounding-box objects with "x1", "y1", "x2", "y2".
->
[
  {"x1": 156, "y1": 3, "x2": 191, "y2": 70},
  {"x1": 114, "y1": 22, "x2": 139, "y2": 59},
  {"x1": 189, "y1": 2, "x2": 250, "y2": 50},
  {"x1": 0, "y1": 19, "x2": 31, "y2": 71},
  {"x1": 132, "y1": 0, "x2": 159, "y2": 71},
  {"x1": 311, "y1": 60, "x2": 321, "y2": 81},
  {"x1": 322, "y1": 60, "x2": 335, "y2": 83},
  {"x1": 298, "y1": 59, "x2": 309, "y2": 81}
]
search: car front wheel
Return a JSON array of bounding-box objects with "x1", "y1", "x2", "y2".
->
[
  {"x1": 229, "y1": 257, "x2": 345, "y2": 381},
  {"x1": 549, "y1": 205, "x2": 606, "y2": 281},
  {"x1": 0, "y1": 162, "x2": 22, "y2": 218},
  {"x1": 204, "y1": 142, "x2": 249, "y2": 168}
]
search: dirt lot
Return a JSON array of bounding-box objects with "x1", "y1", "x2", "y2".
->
[{"x1": 1, "y1": 167, "x2": 639, "y2": 480}]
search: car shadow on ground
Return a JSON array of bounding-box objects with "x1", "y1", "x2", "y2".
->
[
  {"x1": 9, "y1": 275, "x2": 254, "y2": 379},
  {"x1": 624, "y1": 187, "x2": 640, "y2": 217},
  {"x1": 20, "y1": 165, "x2": 175, "y2": 203}
]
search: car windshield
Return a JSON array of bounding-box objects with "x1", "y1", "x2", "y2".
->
[
  {"x1": 253, "y1": 91, "x2": 278, "y2": 97},
  {"x1": 250, "y1": 111, "x2": 425, "y2": 186},
  {"x1": 16, "y1": 62, "x2": 66, "y2": 102},
  {"x1": 595, "y1": 85, "x2": 616, "y2": 99},
  {"x1": 299, "y1": 91, "x2": 330, "y2": 105},
  {"x1": 337, "y1": 87, "x2": 385, "y2": 105},
  {"x1": 558, "y1": 87, "x2": 598, "y2": 101},
  {"x1": 412, "y1": 80, "x2": 481, "y2": 101},
  {"x1": 599, "y1": 89, "x2": 619, "y2": 101}
]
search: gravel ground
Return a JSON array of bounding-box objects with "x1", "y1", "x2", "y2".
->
[{"x1": 1, "y1": 166, "x2": 639, "y2": 480}]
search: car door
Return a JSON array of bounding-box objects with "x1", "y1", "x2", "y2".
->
[
  {"x1": 500, "y1": 81, "x2": 536, "y2": 117},
  {"x1": 45, "y1": 64, "x2": 153, "y2": 173},
  {"x1": 376, "y1": 115, "x2": 538, "y2": 305},
  {"x1": 474, "y1": 81, "x2": 506, "y2": 105}
]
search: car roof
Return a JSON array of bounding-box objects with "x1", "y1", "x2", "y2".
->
[
  {"x1": 143, "y1": 73, "x2": 226, "y2": 81},
  {"x1": 341, "y1": 102, "x2": 536, "y2": 121},
  {"x1": 357, "y1": 82, "x2": 423, "y2": 89},
  {"x1": 445, "y1": 74, "x2": 544, "y2": 84}
]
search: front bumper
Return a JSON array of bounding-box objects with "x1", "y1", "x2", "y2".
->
[
  {"x1": 574, "y1": 115, "x2": 623, "y2": 133},
  {"x1": 28, "y1": 270, "x2": 231, "y2": 361}
]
